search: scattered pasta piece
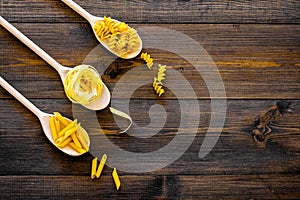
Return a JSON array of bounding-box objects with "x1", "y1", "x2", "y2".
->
[
  {"x1": 49, "y1": 112, "x2": 89, "y2": 155},
  {"x1": 96, "y1": 154, "x2": 107, "y2": 178},
  {"x1": 110, "y1": 107, "x2": 133, "y2": 134},
  {"x1": 93, "y1": 16, "x2": 141, "y2": 58},
  {"x1": 157, "y1": 64, "x2": 166, "y2": 82},
  {"x1": 140, "y1": 52, "x2": 153, "y2": 69},
  {"x1": 153, "y1": 81, "x2": 165, "y2": 97},
  {"x1": 112, "y1": 168, "x2": 121, "y2": 190},
  {"x1": 153, "y1": 64, "x2": 167, "y2": 96},
  {"x1": 64, "y1": 65, "x2": 103, "y2": 106},
  {"x1": 91, "y1": 157, "x2": 98, "y2": 179}
]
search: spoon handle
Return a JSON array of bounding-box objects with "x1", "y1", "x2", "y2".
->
[
  {"x1": 61, "y1": 0, "x2": 94, "y2": 22},
  {"x1": 0, "y1": 76, "x2": 45, "y2": 118},
  {"x1": 0, "y1": 16, "x2": 64, "y2": 72}
]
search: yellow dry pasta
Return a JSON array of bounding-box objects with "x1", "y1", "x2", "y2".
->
[
  {"x1": 112, "y1": 168, "x2": 121, "y2": 190},
  {"x1": 76, "y1": 125, "x2": 89, "y2": 151},
  {"x1": 49, "y1": 112, "x2": 89, "y2": 154},
  {"x1": 63, "y1": 125, "x2": 78, "y2": 139},
  {"x1": 64, "y1": 65, "x2": 103, "y2": 106},
  {"x1": 49, "y1": 116, "x2": 57, "y2": 142},
  {"x1": 91, "y1": 157, "x2": 98, "y2": 179},
  {"x1": 106, "y1": 28, "x2": 140, "y2": 58},
  {"x1": 69, "y1": 142, "x2": 86, "y2": 154},
  {"x1": 57, "y1": 137, "x2": 72, "y2": 148},
  {"x1": 109, "y1": 107, "x2": 133, "y2": 134},
  {"x1": 96, "y1": 154, "x2": 107, "y2": 178},
  {"x1": 153, "y1": 81, "x2": 165, "y2": 97},
  {"x1": 57, "y1": 119, "x2": 77, "y2": 138},
  {"x1": 157, "y1": 64, "x2": 166, "y2": 82},
  {"x1": 54, "y1": 112, "x2": 69, "y2": 127},
  {"x1": 93, "y1": 16, "x2": 141, "y2": 58},
  {"x1": 140, "y1": 52, "x2": 153, "y2": 69},
  {"x1": 54, "y1": 117, "x2": 61, "y2": 136},
  {"x1": 71, "y1": 133, "x2": 82, "y2": 149},
  {"x1": 153, "y1": 64, "x2": 167, "y2": 96}
]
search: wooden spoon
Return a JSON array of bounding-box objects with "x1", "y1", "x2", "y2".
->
[
  {"x1": 61, "y1": 0, "x2": 143, "y2": 59},
  {"x1": 0, "y1": 76, "x2": 90, "y2": 156},
  {"x1": 0, "y1": 16, "x2": 110, "y2": 110}
]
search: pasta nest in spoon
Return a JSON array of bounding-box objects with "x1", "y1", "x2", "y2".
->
[{"x1": 64, "y1": 65, "x2": 103, "y2": 105}]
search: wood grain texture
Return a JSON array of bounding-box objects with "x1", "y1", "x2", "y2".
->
[
  {"x1": 0, "y1": 99, "x2": 299, "y2": 176},
  {"x1": 0, "y1": 23, "x2": 299, "y2": 99},
  {"x1": 0, "y1": 0, "x2": 300, "y2": 199},
  {"x1": 0, "y1": 175, "x2": 299, "y2": 199},
  {"x1": 1, "y1": 0, "x2": 300, "y2": 23}
]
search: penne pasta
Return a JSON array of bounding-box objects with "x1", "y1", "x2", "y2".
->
[
  {"x1": 91, "y1": 157, "x2": 98, "y2": 179},
  {"x1": 54, "y1": 112, "x2": 69, "y2": 127},
  {"x1": 49, "y1": 116, "x2": 58, "y2": 142},
  {"x1": 57, "y1": 137, "x2": 72, "y2": 148},
  {"x1": 57, "y1": 119, "x2": 77, "y2": 138},
  {"x1": 69, "y1": 142, "x2": 86, "y2": 154},
  {"x1": 49, "y1": 112, "x2": 89, "y2": 155},
  {"x1": 76, "y1": 125, "x2": 89, "y2": 151},
  {"x1": 112, "y1": 168, "x2": 121, "y2": 190},
  {"x1": 54, "y1": 117, "x2": 61, "y2": 135},
  {"x1": 71, "y1": 133, "x2": 82, "y2": 149},
  {"x1": 96, "y1": 154, "x2": 107, "y2": 178},
  {"x1": 63, "y1": 125, "x2": 78, "y2": 139}
]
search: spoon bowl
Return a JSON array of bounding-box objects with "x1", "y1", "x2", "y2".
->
[
  {"x1": 0, "y1": 16, "x2": 110, "y2": 110},
  {"x1": 61, "y1": 0, "x2": 143, "y2": 59},
  {"x1": 0, "y1": 76, "x2": 90, "y2": 156}
]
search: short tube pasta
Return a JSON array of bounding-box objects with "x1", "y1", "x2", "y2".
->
[
  {"x1": 112, "y1": 168, "x2": 121, "y2": 190},
  {"x1": 49, "y1": 116, "x2": 57, "y2": 142},
  {"x1": 91, "y1": 157, "x2": 98, "y2": 179},
  {"x1": 69, "y1": 142, "x2": 86, "y2": 154},
  {"x1": 49, "y1": 112, "x2": 89, "y2": 155},
  {"x1": 96, "y1": 154, "x2": 107, "y2": 178},
  {"x1": 57, "y1": 137, "x2": 72, "y2": 148}
]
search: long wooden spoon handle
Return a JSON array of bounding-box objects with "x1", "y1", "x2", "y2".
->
[
  {"x1": 61, "y1": 0, "x2": 94, "y2": 22},
  {"x1": 0, "y1": 76, "x2": 45, "y2": 118},
  {"x1": 0, "y1": 16, "x2": 64, "y2": 72}
]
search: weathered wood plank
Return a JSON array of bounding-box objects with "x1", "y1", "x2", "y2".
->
[
  {"x1": 1, "y1": 99, "x2": 299, "y2": 175},
  {"x1": 0, "y1": 175, "x2": 299, "y2": 199},
  {"x1": 0, "y1": 0, "x2": 299, "y2": 23},
  {"x1": 1, "y1": 23, "x2": 299, "y2": 99}
]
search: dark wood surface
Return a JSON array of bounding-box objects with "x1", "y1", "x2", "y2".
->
[{"x1": 0, "y1": 0, "x2": 299, "y2": 199}]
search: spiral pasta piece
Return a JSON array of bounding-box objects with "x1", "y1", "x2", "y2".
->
[
  {"x1": 93, "y1": 16, "x2": 141, "y2": 58},
  {"x1": 64, "y1": 65, "x2": 103, "y2": 106},
  {"x1": 140, "y1": 52, "x2": 153, "y2": 69},
  {"x1": 153, "y1": 81, "x2": 165, "y2": 97},
  {"x1": 153, "y1": 64, "x2": 167, "y2": 96},
  {"x1": 157, "y1": 64, "x2": 166, "y2": 82}
]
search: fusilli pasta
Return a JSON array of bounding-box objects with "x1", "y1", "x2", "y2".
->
[
  {"x1": 153, "y1": 64, "x2": 167, "y2": 96},
  {"x1": 140, "y1": 52, "x2": 153, "y2": 69},
  {"x1": 93, "y1": 16, "x2": 141, "y2": 58}
]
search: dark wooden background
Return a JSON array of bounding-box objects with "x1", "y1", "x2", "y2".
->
[{"x1": 0, "y1": 0, "x2": 299, "y2": 199}]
